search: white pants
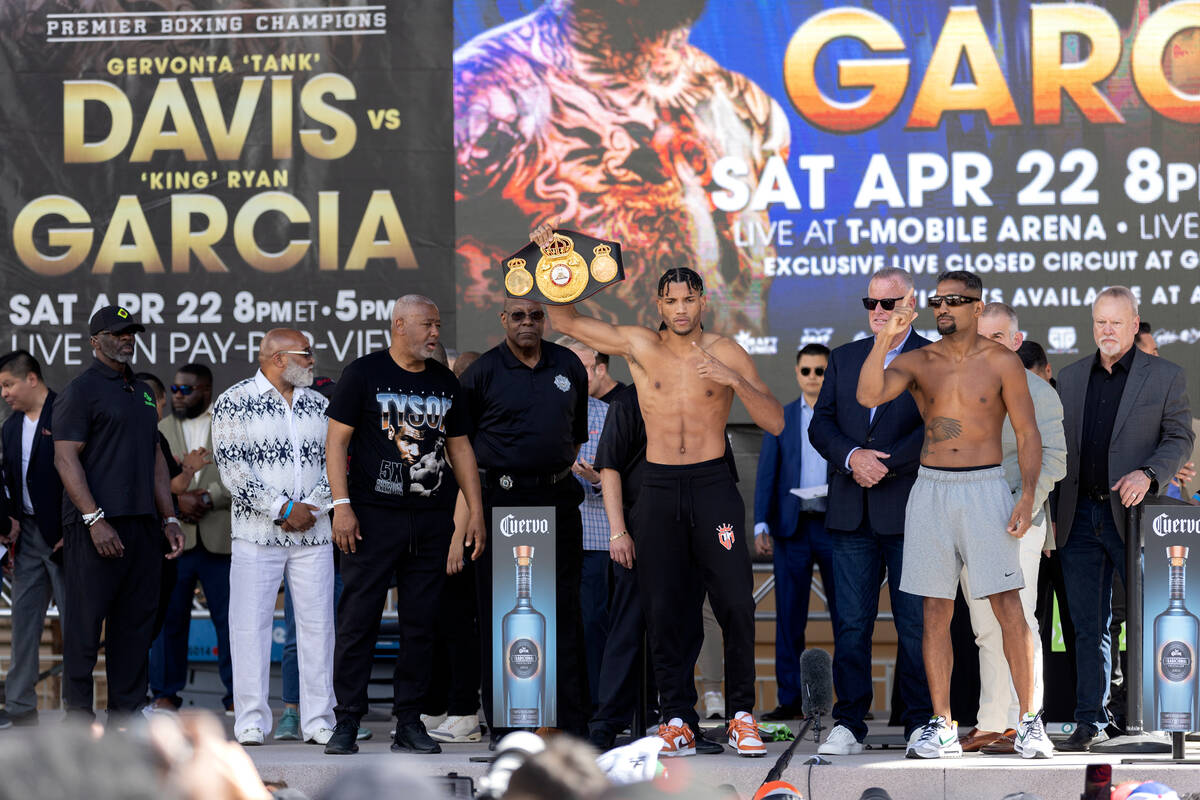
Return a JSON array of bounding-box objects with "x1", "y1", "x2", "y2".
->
[
  {"x1": 961, "y1": 517, "x2": 1045, "y2": 732},
  {"x1": 230, "y1": 539, "x2": 335, "y2": 740}
]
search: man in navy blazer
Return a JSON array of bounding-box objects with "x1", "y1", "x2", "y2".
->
[
  {"x1": 0, "y1": 351, "x2": 65, "y2": 726},
  {"x1": 755, "y1": 343, "x2": 839, "y2": 720},
  {"x1": 808, "y1": 268, "x2": 932, "y2": 755}
]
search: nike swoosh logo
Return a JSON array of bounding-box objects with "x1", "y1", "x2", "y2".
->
[
  {"x1": 939, "y1": 734, "x2": 956, "y2": 745},
  {"x1": 1004, "y1": 571, "x2": 1015, "y2": 577}
]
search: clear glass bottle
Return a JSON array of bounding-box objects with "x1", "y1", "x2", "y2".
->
[
  {"x1": 1154, "y1": 545, "x2": 1199, "y2": 731},
  {"x1": 502, "y1": 545, "x2": 546, "y2": 727}
]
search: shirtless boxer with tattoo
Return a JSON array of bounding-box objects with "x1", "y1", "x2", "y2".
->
[
  {"x1": 534, "y1": 223, "x2": 784, "y2": 757},
  {"x1": 856, "y1": 270, "x2": 1054, "y2": 760}
]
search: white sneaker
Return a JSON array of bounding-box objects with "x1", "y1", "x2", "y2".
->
[
  {"x1": 703, "y1": 691, "x2": 725, "y2": 720},
  {"x1": 904, "y1": 726, "x2": 923, "y2": 757},
  {"x1": 421, "y1": 712, "x2": 447, "y2": 731},
  {"x1": 907, "y1": 716, "x2": 962, "y2": 759},
  {"x1": 428, "y1": 714, "x2": 483, "y2": 743},
  {"x1": 1015, "y1": 711, "x2": 1054, "y2": 759},
  {"x1": 237, "y1": 727, "x2": 265, "y2": 746},
  {"x1": 306, "y1": 728, "x2": 334, "y2": 745},
  {"x1": 817, "y1": 724, "x2": 863, "y2": 755}
]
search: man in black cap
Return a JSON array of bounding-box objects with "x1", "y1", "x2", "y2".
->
[{"x1": 53, "y1": 305, "x2": 185, "y2": 722}]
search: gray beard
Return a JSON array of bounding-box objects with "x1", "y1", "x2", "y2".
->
[
  {"x1": 283, "y1": 362, "x2": 313, "y2": 388},
  {"x1": 98, "y1": 339, "x2": 132, "y2": 364}
]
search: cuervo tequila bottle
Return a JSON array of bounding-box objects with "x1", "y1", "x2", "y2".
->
[
  {"x1": 503, "y1": 545, "x2": 545, "y2": 726},
  {"x1": 1155, "y1": 545, "x2": 1199, "y2": 731}
]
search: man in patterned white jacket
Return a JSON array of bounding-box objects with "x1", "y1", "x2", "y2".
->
[{"x1": 212, "y1": 328, "x2": 335, "y2": 746}]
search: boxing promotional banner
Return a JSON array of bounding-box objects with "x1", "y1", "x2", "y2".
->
[
  {"x1": 0, "y1": 1, "x2": 453, "y2": 391},
  {"x1": 454, "y1": 0, "x2": 1200, "y2": 410}
]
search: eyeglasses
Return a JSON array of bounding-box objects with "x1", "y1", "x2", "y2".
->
[
  {"x1": 798, "y1": 367, "x2": 825, "y2": 377},
  {"x1": 861, "y1": 297, "x2": 906, "y2": 311},
  {"x1": 927, "y1": 294, "x2": 981, "y2": 309},
  {"x1": 507, "y1": 310, "x2": 545, "y2": 322},
  {"x1": 170, "y1": 384, "x2": 196, "y2": 396},
  {"x1": 275, "y1": 349, "x2": 314, "y2": 359}
]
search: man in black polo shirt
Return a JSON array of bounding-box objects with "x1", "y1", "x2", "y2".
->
[
  {"x1": 53, "y1": 306, "x2": 185, "y2": 721},
  {"x1": 459, "y1": 296, "x2": 590, "y2": 744},
  {"x1": 322, "y1": 295, "x2": 486, "y2": 755}
]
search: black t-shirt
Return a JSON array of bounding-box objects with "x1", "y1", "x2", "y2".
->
[
  {"x1": 54, "y1": 359, "x2": 159, "y2": 518},
  {"x1": 459, "y1": 340, "x2": 588, "y2": 472},
  {"x1": 325, "y1": 350, "x2": 467, "y2": 509}
]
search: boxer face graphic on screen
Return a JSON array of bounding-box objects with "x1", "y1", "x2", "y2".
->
[{"x1": 454, "y1": 0, "x2": 790, "y2": 334}]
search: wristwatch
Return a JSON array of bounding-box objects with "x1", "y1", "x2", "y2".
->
[
  {"x1": 1141, "y1": 466, "x2": 1157, "y2": 483},
  {"x1": 162, "y1": 516, "x2": 180, "y2": 528}
]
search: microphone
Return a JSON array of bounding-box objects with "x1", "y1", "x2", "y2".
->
[
  {"x1": 800, "y1": 647, "x2": 834, "y2": 721},
  {"x1": 761, "y1": 648, "x2": 835, "y2": 788}
]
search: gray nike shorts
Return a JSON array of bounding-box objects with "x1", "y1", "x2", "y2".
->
[{"x1": 900, "y1": 465, "x2": 1023, "y2": 600}]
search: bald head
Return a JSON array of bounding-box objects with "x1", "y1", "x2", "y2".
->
[{"x1": 259, "y1": 328, "x2": 313, "y2": 388}]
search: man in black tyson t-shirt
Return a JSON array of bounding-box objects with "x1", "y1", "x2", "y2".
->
[{"x1": 322, "y1": 295, "x2": 486, "y2": 756}]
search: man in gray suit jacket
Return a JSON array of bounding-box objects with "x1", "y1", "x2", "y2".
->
[{"x1": 1054, "y1": 286, "x2": 1194, "y2": 751}]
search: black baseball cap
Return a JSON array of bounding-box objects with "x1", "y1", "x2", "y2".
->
[{"x1": 89, "y1": 305, "x2": 145, "y2": 336}]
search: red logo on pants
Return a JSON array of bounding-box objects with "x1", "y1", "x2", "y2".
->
[{"x1": 717, "y1": 523, "x2": 735, "y2": 551}]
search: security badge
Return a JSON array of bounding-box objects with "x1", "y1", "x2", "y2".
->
[{"x1": 501, "y1": 228, "x2": 624, "y2": 305}]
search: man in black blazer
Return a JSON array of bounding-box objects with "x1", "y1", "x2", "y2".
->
[
  {"x1": 1054, "y1": 286, "x2": 1194, "y2": 751},
  {"x1": 0, "y1": 351, "x2": 64, "y2": 726},
  {"x1": 809, "y1": 268, "x2": 932, "y2": 754}
]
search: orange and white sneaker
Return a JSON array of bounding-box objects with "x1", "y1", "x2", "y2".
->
[
  {"x1": 656, "y1": 717, "x2": 697, "y2": 757},
  {"x1": 727, "y1": 711, "x2": 766, "y2": 757}
]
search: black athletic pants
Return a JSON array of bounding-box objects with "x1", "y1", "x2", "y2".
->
[
  {"x1": 63, "y1": 515, "x2": 162, "y2": 717},
  {"x1": 633, "y1": 458, "x2": 755, "y2": 730},
  {"x1": 423, "y1": 560, "x2": 482, "y2": 717},
  {"x1": 474, "y1": 477, "x2": 589, "y2": 736},
  {"x1": 333, "y1": 504, "x2": 452, "y2": 726},
  {"x1": 589, "y1": 561, "x2": 660, "y2": 738}
]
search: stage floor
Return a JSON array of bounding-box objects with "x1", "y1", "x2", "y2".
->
[{"x1": 240, "y1": 715, "x2": 1200, "y2": 800}]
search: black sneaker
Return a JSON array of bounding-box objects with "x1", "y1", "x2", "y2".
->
[
  {"x1": 588, "y1": 726, "x2": 616, "y2": 751},
  {"x1": 1055, "y1": 723, "x2": 1108, "y2": 752},
  {"x1": 324, "y1": 720, "x2": 360, "y2": 755},
  {"x1": 392, "y1": 721, "x2": 442, "y2": 754},
  {"x1": 695, "y1": 727, "x2": 725, "y2": 755},
  {"x1": 761, "y1": 703, "x2": 804, "y2": 721},
  {"x1": 0, "y1": 710, "x2": 12, "y2": 731}
]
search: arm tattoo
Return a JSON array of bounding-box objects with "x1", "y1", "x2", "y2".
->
[{"x1": 922, "y1": 416, "x2": 963, "y2": 458}]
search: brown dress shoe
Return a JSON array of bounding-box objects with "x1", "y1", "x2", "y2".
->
[
  {"x1": 979, "y1": 730, "x2": 1018, "y2": 754},
  {"x1": 960, "y1": 728, "x2": 1005, "y2": 752}
]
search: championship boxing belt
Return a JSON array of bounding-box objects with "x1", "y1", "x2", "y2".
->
[{"x1": 501, "y1": 229, "x2": 625, "y2": 305}]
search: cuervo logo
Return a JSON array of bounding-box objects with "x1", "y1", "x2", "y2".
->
[
  {"x1": 1153, "y1": 513, "x2": 1200, "y2": 537},
  {"x1": 500, "y1": 514, "x2": 549, "y2": 538}
]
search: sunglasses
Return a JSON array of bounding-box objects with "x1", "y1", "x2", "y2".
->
[
  {"x1": 507, "y1": 310, "x2": 545, "y2": 322},
  {"x1": 861, "y1": 297, "x2": 906, "y2": 311},
  {"x1": 927, "y1": 294, "x2": 981, "y2": 309},
  {"x1": 798, "y1": 367, "x2": 825, "y2": 377},
  {"x1": 170, "y1": 384, "x2": 196, "y2": 396}
]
